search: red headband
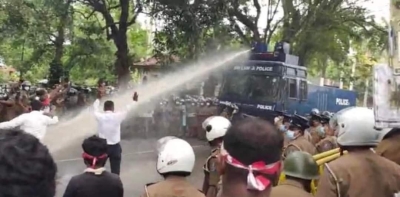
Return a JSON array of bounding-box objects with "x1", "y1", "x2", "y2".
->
[
  {"x1": 221, "y1": 144, "x2": 281, "y2": 191},
  {"x1": 82, "y1": 152, "x2": 108, "y2": 168}
]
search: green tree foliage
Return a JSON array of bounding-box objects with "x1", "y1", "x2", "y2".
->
[
  {"x1": 280, "y1": 0, "x2": 387, "y2": 66},
  {"x1": 75, "y1": 0, "x2": 145, "y2": 85},
  {"x1": 0, "y1": 0, "x2": 74, "y2": 85},
  {"x1": 0, "y1": 0, "x2": 388, "y2": 92},
  {"x1": 0, "y1": 0, "x2": 150, "y2": 85},
  {"x1": 151, "y1": 0, "x2": 244, "y2": 62},
  {"x1": 223, "y1": 0, "x2": 282, "y2": 45}
]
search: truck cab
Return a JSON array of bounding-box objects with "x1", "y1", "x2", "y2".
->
[{"x1": 218, "y1": 42, "x2": 356, "y2": 120}]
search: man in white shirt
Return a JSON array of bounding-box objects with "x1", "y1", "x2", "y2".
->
[
  {"x1": 93, "y1": 91, "x2": 138, "y2": 175},
  {"x1": 0, "y1": 100, "x2": 58, "y2": 140}
]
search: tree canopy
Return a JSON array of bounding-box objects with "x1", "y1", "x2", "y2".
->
[{"x1": 0, "y1": 0, "x2": 387, "y2": 93}]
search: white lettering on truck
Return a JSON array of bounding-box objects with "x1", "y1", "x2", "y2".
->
[
  {"x1": 256, "y1": 104, "x2": 273, "y2": 110},
  {"x1": 255, "y1": 66, "x2": 273, "y2": 71},
  {"x1": 336, "y1": 98, "x2": 350, "y2": 106},
  {"x1": 233, "y1": 66, "x2": 273, "y2": 72}
]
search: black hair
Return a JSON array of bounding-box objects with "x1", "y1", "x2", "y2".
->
[
  {"x1": 103, "y1": 100, "x2": 114, "y2": 111},
  {"x1": 36, "y1": 89, "x2": 46, "y2": 97},
  {"x1": 82, "y1": 136, "x2": 108, "y2": 167},
  {"x1": 224, "y1": 118, "x2": 283, "y2": 165},
  {"x1": 0, "y1": 130, "x2": 57, "y2": 197},
  {"x1": 30, "y1": 100, "x2": 43, "y2": 111}
]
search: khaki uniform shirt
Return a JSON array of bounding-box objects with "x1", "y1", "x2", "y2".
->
[
  {"x1": 283, "y1": 136, "x2": 317, "y2": 158},
  {"x1": 376, "y1": 133, "x2": 400, "y2": 165},
  {"x1": 141, "y1": 176, "x2": 205, "y2": 197},
  {"x1": 203, "y1": 148, "x2": 221, "y2": 194},
  {"x1": 270, "y1": 179, "x2": 313, "y2": 197},
  {"x1": 316, "y1": 150, "x2": 400, "y2": 197}
]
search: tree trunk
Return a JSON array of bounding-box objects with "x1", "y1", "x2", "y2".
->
[
  {"x1": 114, "y1": 33, "x2": 131, "y2": 88},
  {"x1": 48, "y1": 1, "x2": 71, "y2": 87},
  {"x1": 297, "y1": 49, "x2": 308, "y2": 66},
  {"x1": 49, "y1": 23, "x2": 66, "y2": 86}
]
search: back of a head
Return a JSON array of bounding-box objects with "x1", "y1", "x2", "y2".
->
[
  {"x1": 30, "y1": 99, "x2": 43, "y2": 111},
  {"x1": 82, "y1": 136, "x2": 108, "y2": 167},
  {"x1": 0, "y1": 130, "x2": 57, "y2": 197},
  {"x1": 36, "y1": 88, "x2": 46, "y2": 97},
  {"x1": 221, "y1": 118, "x2": 283, "y2": 193},
  {"x1": 82, "y1": 135, "x2": 108, "y2": 157},
  {"x1": 224, "y1": 118, "x2": 283, "y2": 165},
  {"x1": 103, "y1": 100, "x2": 114, "y2": 111}
]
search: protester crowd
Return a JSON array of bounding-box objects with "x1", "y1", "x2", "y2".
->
[
  {"x1": 1, "y1": 82, "x2": 400, "y2": 197},
  {"x1": 0, "y1": 78, "x2": 99, "y2": 123}
]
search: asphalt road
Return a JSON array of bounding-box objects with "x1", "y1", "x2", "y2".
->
[
  {"x1": 41, "y1": 99, "x2": 210, "y2": 197},
  {"x1": 48, "y1": 137, "x2": 209, "y2": 197}
]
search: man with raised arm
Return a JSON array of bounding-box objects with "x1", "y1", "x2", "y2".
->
[
  {"x1": 93, "y1": 90, "x2": 138, "y2": 175},
  {"x1": 0, "y1": 99, "x2": 58, "y2": 141}
]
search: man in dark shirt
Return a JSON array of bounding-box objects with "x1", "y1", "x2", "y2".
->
[{"x1": 63, "y1": 135, "x2": 123, "y2": 197}]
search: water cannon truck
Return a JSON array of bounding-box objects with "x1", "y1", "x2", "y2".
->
[{"x1": 217, "y1": 42, "x2": 357, "y2": 122}]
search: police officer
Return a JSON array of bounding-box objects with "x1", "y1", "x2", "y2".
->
[
  {"x1": 307, "y1": 108, "x2": 324, "y2": 145},
  {"x1": 202, "y1": 116, "x2": 231, "y2": 197},
  {"x1": 141, "y1": 137, "x2": 205, "y2": 197},
  {"x1": 375, "y1": 128, "x2": 400, "y2": 165},
  {"x1": 198, "y1": 103, "x2": 218, "y2": 139},
  {"x1": 283, "y1": 115, "x2": 317, "y2": 158},
  {"x1": 315, "y1": 111, "x2": 338, "y2": 153},
  {"x1": 275, "y1": 113, "x2": 294, "y2": 147},
  {"x1": 316, "y1": 107, "x2": 400, "y2": 197},
  {"x1": 270, "y1": 151, "x2": 318, "y2": 197}
]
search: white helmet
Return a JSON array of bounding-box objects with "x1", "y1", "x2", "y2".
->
[
  {"x1": 203, "y1": 116, "x2": 231, "y2": 141},
  {"x1": 156, "y1": 136, "x2": 178, "y2": 152},
  {"x1": 156, "y1": 138, "x2": 195, "y2": 174},
  {"x1": 329, "y1": 107, "x2": 380, "y2": 146},
  {"x1": 202, "y1": 116, "x2": 217, "y2": 130}
]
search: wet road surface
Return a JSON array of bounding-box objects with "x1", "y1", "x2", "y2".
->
[{"x1": 51, "y1": 138, "x2": 210, "y2": 197}]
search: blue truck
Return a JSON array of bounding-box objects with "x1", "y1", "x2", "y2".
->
[{"x1": 217, "y1": 42, "x2": 357, "y2": 120}]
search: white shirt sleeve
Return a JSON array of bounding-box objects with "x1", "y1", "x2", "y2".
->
[
  {"x1": 0, "y1": 114, "x2": 25, "y2": 130},
  {"x1": 92, "y1": 99, "x2": 102, "y2": 119},
  {"x1": 45, "y1": 115, "x2": 59, "y2": 125}
]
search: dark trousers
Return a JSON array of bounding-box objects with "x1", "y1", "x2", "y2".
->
[{"x1": 107, "y1": 143, "x2": 122, "y2": 175}]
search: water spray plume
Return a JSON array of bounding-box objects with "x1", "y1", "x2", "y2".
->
[{"x1": 44, "y1": 49, "x2": 249, "y2": 159}]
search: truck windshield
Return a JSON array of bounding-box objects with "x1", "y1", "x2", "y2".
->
[{"x1": 222, "y1": 73, "x2": 280, "y2": 103}]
